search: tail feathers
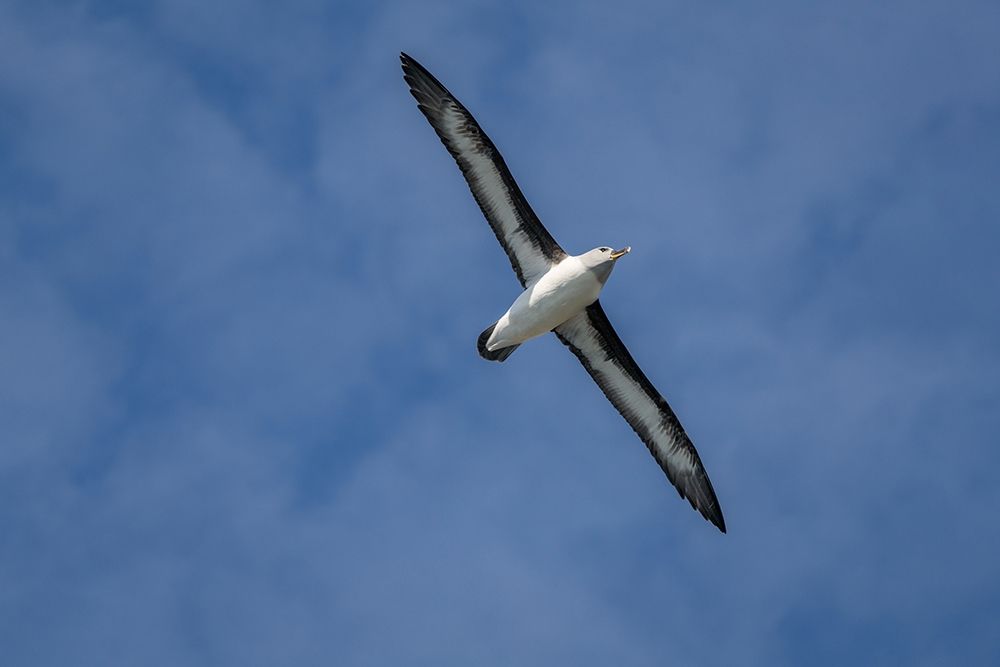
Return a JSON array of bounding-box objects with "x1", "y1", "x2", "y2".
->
[{"x1": 477, "y1": 323, "x2": 520, "y2": 362}]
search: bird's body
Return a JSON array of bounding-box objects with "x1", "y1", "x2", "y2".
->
[
  {"x1": 486, "y1": 250, "x2": 618, "y2": 352},
  {"x1": 401, "y1": 52, "x2": 727, "y2": 532}
]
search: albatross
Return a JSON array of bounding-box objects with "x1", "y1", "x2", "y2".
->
[{"x1": 401, "y1": 53, "x2": 726, "y2": 533}]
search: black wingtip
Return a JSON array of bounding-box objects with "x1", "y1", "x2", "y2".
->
[
  {"x1": 699, "y1": 484, "x2": 726, "y2": 533},
  {"x1": 399, "y1": 52, "x2": 417, "y2": 78},
  {"x1": 697, "y1": 484, "x2": 726, "y2": 533},
  {"x1": 685, "y1": 489, "x2": 726, "y2": 533},
  {"x1": 400, "y1": 52, "x2": 431, "y2": 80},
  {"x1": 711, "y1": 511, "x2": 727, "y2": 534}
]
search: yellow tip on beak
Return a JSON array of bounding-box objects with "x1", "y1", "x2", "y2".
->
[{"x1": 610, "y1": 246, "x2": 631, "y2": 260}]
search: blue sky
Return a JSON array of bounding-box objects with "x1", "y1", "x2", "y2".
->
[{"x1": 2, "y1": 0, "x2": 999, "y2": 664}]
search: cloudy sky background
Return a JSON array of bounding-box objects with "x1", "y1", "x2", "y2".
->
[{"x1": 2, "y1": 1, "x2": 999, "y2": 664}]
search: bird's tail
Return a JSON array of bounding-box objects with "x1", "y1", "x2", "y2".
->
[{"x1": 477, "y1": 323, "x2": 519, "y2": 362}]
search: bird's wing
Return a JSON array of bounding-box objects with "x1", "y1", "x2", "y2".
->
[
  {"x1": 554, "y1": 301, "x2": 726, "y2": 532},
  {"x1": 401, "y1": 53, "x2": 566, "y2": 287}
]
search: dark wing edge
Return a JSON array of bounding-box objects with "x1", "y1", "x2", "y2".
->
[
  {"x1": 554, "y1": 301, "x2": 726, "y2": 533},
  {"x1": 400, "y1": 52, "x2": 566, "y2": 287}
]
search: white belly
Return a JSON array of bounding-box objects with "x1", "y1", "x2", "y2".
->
[{"x1": 487, "y1": 256, "x2": 603, "y2": 350}]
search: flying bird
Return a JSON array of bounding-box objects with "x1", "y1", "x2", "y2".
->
[{"x1": 401, "y1": 53, "x2": 726, "y2": 533}]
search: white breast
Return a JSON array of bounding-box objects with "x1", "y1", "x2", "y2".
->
[{"x1": 487, "y1": 256, "x2": 603, "y2": 350}]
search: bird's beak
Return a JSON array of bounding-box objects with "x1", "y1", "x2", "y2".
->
[{"x1": 610, "y1": 246, "x2": 631, "y2": 260}]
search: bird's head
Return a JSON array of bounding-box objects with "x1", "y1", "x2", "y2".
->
[{"x1": 581, "y1": 245, "x2": 631, "y2": 284}]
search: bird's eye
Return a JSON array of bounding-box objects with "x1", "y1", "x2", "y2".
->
[{"x1": 601, "y1": 247, "x2": 609, "y2": 252}]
